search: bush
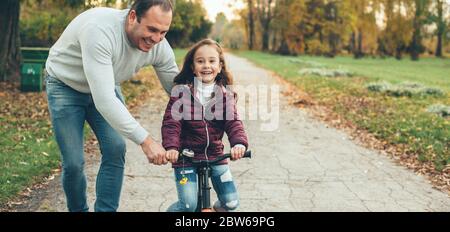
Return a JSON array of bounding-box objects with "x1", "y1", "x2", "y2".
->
[
  {"x1": 305, "y1": 40, "x2": 330, "y2": 56},
  {"x1": 427, "y1": 104, "x2": 450, "y2": 117},
  {"x1": 423, "y1": 87, "x2": 445, "y2": 97},
  {"x1": 298, "y1": 68, "x2": 354, "y2": 78},
  {"x1": 289, "y1": 59, "x2": 323, "y2": 67},
  {"x1": 386, "y1": 86, "x2": 421, "y2": 97},
  {"x1": 367, "y1": 81, "x2": 445, "y2": 97},
  {"x1": 20, "y1": 2, "x2": 82, "y2": 47},
  {"x1": 366, "y1": 81, "x2": 392, "y2": 92}
]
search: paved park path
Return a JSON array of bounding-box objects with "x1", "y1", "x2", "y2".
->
[{"x1": 31, "y1": 53, "x2": 450, "y2": 212}]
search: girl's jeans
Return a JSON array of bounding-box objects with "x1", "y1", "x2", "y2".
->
[
  {"x1": 167, "y1": 164, "x2": 240, "y2": 212},
  {"x1": 45, "y1": 75, "x2": 126, "y2": 212}
]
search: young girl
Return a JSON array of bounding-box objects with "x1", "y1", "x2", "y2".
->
[{"x1": 162, "y1": 39, "x2": 248, "y2": 212}]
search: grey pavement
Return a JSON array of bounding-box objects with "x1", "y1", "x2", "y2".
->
[{"x1": 33, "y1": 53, "x2": 450, "y2": 212}]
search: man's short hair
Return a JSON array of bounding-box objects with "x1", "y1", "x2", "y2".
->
[{"x1": 130, "y1": 0, "x2": 173, "y2": 22}]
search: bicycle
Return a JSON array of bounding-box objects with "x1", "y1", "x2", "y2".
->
[{"x1": 177, "y1": 149, "x2": 252, "y2": 212}]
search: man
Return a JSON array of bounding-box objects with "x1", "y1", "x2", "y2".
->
[{"x1": 45, "y1": 0, "x2": 177, "y2": 212}]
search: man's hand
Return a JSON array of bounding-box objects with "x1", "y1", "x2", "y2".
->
[
  {"x1": 230, "y1": 145, "x2": 246, "y2": 161},
  {"x1": 140, "y1": 136, "x2": 168, "y2": 165},
  {"x1": 165, "y1": 149, "x2": 179, "y2": 164}
]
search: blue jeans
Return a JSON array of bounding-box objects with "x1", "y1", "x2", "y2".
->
[
  {"x1": 167, "y1": 164, "x2": 240, "y2": 212},
  {"x1": 45, "y1": 75, "x2": 126, "y2": 212}
]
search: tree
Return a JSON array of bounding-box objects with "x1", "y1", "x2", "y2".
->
[
  {"x1": 210, "y1": 13, "x2": 228, "y2": 43},
  {"x1": 272, "y1": 0, "x2": 306, "y2": 55},
  {"x1": 348, "y1": 0, "x2": 367, "y2": 58},
  {"x1": 255, "y1": 0, "x2": 275, "y2": 51},
  {"x1": 347, "y1": 0, "x2": 379, "y2": 58},
  {"x1": 0, "y1": 0, "x2": 21, "y2": 82},
  {"x1": 166, "y1": 0, "x2": 211, "y2": 47},
  {"x1": 0, "y1": 0, "x2": 87, "y2": 82},
  {"x1": 273, "y1": 0, "x2": 346, "y2": 56},
  {"x1": 324, "y1": 1, "x2": 339, "y2": 56},
  {"x1": 222, "y1": 20, "x2": 247, "y2": 49},
  {"x1": 20, "y1": 0, "x2": 86, "y2": 47},
  {"x1": 433, "y1": 0, "x2": 445, "y2": 57},
  {"x1": 210, "y1": 13, "x2": 246, "y2": 50},
  {"x1": 238, "y1": 0, "x2": 445, "y2": 58},
  {"x1": 379, "y1": 0, "x2": 414, "y2": 59},
  {"x1": 247, "y1": 0, "x2": 256, "y2": 50},
  {"x1": 410, "y1": 0, "x2": 430, "y2": 60},
  {"x1": 189, "y1": 17, "x2": 212, "y2": 43},
  {"x1": 302, "y1": 0, "x2": 328, "y2": 55},
  {"x1": 323, "y1": 0, "x2": 352, "y2": 57}
]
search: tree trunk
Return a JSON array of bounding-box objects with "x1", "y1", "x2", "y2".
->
[
  {"x1": 262, "y1": 23, "x2": 270, "y2": 50},
  {"x1": 436, "y1": 33, "x2": 443, "y2": 58},
  {"x1": 410, "y1": 0, "x2": 427, "y2": 61},
  {"x1": 410, "y1": 20, "x2": 421, "y2": 61},
  {"x1": 277, "y1": 32, "x2": 291, "y2": 55},
  {"x1": 353, "y1": 30, "x2": 364, "y2": 59},
  {"x1": 257, "y1": 0, "x2": 273, "y2": 51},
  {"x1": 395, "y1": 45, "x2": 403, "y2": 60},
  {"x1": 350, "y1": 32, "x2": 356, "y2": 54},
  {"x1": 247, "y1": 0, "x2": 255, "y2": 50},
  {"x1": 328, "y1": 33, "x2": 338, "y2": 58},
  {"x1": 435, "y1": 0, "x2": 444, "y2": 57},
  {"x1": 272, "y1": 31, "x2": 277, "y2": 53},
  {"x1": 0, "y1": 0, "x2": 21, "y2": 82}
]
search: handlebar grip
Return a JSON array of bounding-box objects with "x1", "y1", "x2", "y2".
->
[{"x1": 243, "y1": 150, "x2": 252, "y2": 159}]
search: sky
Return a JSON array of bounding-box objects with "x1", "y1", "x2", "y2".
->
[{"x1": 201, "y1": 0, "x2": 245, "y2": 22}]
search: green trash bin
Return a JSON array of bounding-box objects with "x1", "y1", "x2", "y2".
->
[
  {"x1": 20, "y1": 63, "x2": 44, "y2": 92},
  {"x1": 20, "y1": 47, "x2": 49, "y2": 92}
]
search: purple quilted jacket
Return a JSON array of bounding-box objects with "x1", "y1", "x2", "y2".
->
[{"x1": 161, "y1": 84, "x2": 248, "y2": 168}]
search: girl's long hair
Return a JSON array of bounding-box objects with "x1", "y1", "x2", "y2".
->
[{"x1": 173, "y1": 39, "x2": 233, "y2": 87}]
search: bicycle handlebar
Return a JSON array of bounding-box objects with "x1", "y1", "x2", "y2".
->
[{"x1": 178, "y1": 150, "x2": 252, "y2": 166}]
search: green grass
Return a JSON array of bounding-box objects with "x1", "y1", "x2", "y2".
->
[
  {"x1": 0, "y1": 114, "x2": 96, "y2": 205},
  {"x1": 0, "y1": 118, "x2": 59, "y2": 204},
  {"x1": 235, "y1": 50, "x2": 450, "y2": 171},
  {"x1": 174, "y1": 49, "x2": 188, "y2": 65},
  {"x1": 236, "y1": 51, "x2": 450, "y2": 91}
]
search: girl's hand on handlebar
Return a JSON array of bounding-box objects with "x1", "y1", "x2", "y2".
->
[
  {"x1": 231, "y1": 145, "x2": 246, "y2": 161},
  {"x1": 166, "y1": 149, "x2": 179, "y2": 163}
]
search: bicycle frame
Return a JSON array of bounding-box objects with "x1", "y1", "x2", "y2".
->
[{"x1": 179, "y1": 149, "x2": 252, "y2": 212}]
